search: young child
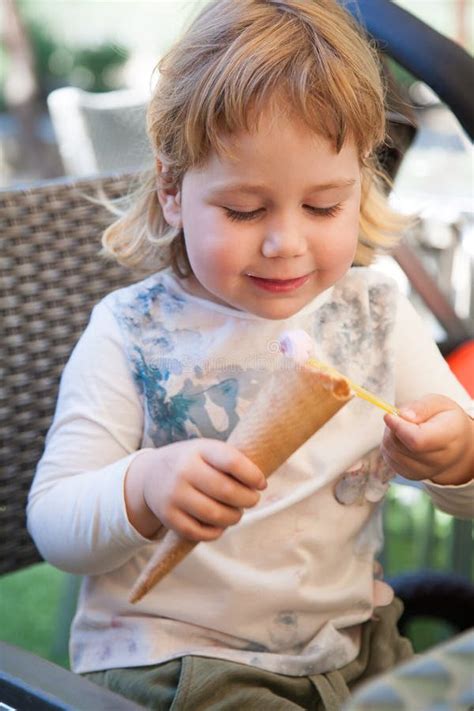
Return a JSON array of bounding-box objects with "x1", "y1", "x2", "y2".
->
[{"x1": 28, "y1": 0, "x2": 473, "y2": 708}]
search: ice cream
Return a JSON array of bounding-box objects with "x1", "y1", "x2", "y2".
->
[
  {"x1": 279, "y1": 329, "x2": 315, "y2": 364},
  {"x1": 129, "y1": 333, "x2": 353, "y2": 603}
]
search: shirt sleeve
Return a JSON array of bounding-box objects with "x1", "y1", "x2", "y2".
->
[
  {"x1": 27, "y1": 300, "x2": 159, "y2": 575},
  {"x1": 392, "y1": 292, "x2": 474, "y2": 519}
]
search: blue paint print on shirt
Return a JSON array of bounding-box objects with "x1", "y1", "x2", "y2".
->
[{"x1": 110, "y1": 276, "x2": 245, "y2": 446}]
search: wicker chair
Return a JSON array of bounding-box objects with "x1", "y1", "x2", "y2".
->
[
  {"x1": 0, "y1": 173, "x2": 151, "y2": 708},
  {"x1": 0, "y1": 173, "x2": 145, "y2": 575}
]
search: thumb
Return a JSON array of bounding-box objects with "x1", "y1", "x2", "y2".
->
[
  {"x1": 396, "y1": 394, "x2": 454, "y2": 425},
  {"x1": 384, "y1": 410, "x2": 421, "y2": 451},
  {"x1": 384, "y1": 395, "x2": 453, "y2": 452}
]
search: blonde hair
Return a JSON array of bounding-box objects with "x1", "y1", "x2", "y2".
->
[{"x1": 103, "y1": 0, "x2": 407, "y2": 274}]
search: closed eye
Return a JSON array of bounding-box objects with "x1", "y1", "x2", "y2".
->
[
  {"x1": 304, "y1": 203, "x2": 342, "y2": 217},
  {"x1": 224, "y1": 203, "x2": 342, "y2": 222},
  {"x1": 224, "y1": 207, "x2": 264, "y2": 222}
]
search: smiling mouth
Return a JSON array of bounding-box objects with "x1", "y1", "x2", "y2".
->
[{"x1": 247, "y1": 274, "x2": 311, "y2": 293}]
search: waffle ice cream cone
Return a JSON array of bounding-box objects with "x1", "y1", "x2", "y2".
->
[{"x1": 129, "y1": 364, "x2": 352, "y2": 603}]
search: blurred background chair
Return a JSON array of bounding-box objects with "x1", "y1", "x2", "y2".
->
[
  {"x1": 343, "y1": 627, "x2": 474, "y2": 711},
  {"x1": 348, "y1": 0, "x2": 474, "y2": 651},
  {"x1": 47, "y1": 86, "x2": 152, "y2": 176},
  {"x1": 1, "y1": 642, "x2": 146, "y2": 711},
  {"x1": 347, "y1": 0, "x2": 473, "y2": 354}
]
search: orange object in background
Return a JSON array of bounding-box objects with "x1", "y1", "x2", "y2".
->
[{"x1": 446, "y1": 340, "x2": 474, "y2": 396}]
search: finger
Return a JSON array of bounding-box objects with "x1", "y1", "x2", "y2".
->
[
  {"x1": 384, "y1": 413, "x2": 446, "y2": 455},
  {"x1": 398, "y1": 394, "x2": 458, "y2": 424},
  {"x1": 380, "y1": 446, "x2": 429, "y2": 482},
  {"x1": 382, "y1": 425, "x2": 439, "y2": 465},
  {"x1": 196, "y1": 462, "x2": 261, "y2": 508},
  {"x1": 382, "y1": 422, "x2": 414, "y2": 458},
  {"x1": 397, "y1": 394, "x2": 455, "y2": 424},
  {"x1": 171, "y1": 509, "x2": 225, "y2": 543},
  {"x1": 382, "y1": 423, "x2": 445, "y2": 479},
  {"x1": 200, "y1": 440, "x2": 267, "y2": 490},
  {"x1": 182, "y1": 486, "x2": 244, "y2": 528}
]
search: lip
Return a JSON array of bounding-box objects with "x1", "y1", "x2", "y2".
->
[{"x1": 247, "y1": 274, "x2": 311, "y2": 293}]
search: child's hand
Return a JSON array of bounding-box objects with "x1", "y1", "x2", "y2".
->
[
  {"x1": 382, "y1": 395, "x2": 474, "y2": 486},
  {"x1": 126, "y1": 439, "x2": 267, "y2": 542}
]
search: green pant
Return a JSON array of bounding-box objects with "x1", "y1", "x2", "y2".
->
[{"x1": 84, "y1": 597, "x2": 413, "y2": 710}]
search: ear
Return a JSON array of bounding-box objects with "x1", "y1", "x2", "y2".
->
[{"x1": 156, "y1": 157, "x2": 182, "y2": 228}]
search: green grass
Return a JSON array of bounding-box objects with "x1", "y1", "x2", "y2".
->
[
  {"x1": 0, "y1": 562, "x2": 71, "y2": 668},
  {"x1": 383, "y1": 485, "x2": 473, "y2": 579}
]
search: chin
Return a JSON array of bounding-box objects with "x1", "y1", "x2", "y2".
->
[{"x1": 245, "y1": 300, "x2": 309, "y2": 320}]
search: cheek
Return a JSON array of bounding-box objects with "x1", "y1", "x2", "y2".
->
[
  {"x1": 314, "y1": 213, "x2": 359, "y2": 267},
  {"x1": 340, "y1": 213, "x2": 360, "y2": 259},
  {"x1": 333, "y1": 199, "x2": 361, "y2": 261},
  {"x1": 183, "y1": 213, "x2": 243, "y2": 277}
]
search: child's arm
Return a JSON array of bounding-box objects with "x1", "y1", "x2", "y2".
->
[
  {"x1": 124, "y1": 439, "x2": 266, "y2": 542},
  {"x1": 382, "y1": 395, "x2": 474, "y2": 486},
  {"x1": 381, "y1": 292, "x2": 473, "y2": 506},
  {"x1": 27, "y1": 300, "x2": 265, "y2": 574},
  {"x1": 27, "y1": 301, "x2": 151, "y2": 574}
]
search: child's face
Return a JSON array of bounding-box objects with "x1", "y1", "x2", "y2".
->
[{"x1": 161, "y1": 109, "x2": 361, "y2": 319}]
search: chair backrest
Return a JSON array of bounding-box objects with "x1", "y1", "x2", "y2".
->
[
  {"x1": 47, "y1": 87, "x2": 152, "y2": 176},
  {"x1": 0, "y1": 174, "x2": 141, "y2": 574},
  {"x1": 348, "y1": 0, "x2": 474, "y2": 348},
  {"x1": 346, "y1": 0, "x2": 474, "y2": 141}
]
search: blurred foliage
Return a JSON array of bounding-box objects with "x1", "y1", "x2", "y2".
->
[
  {"x1": 29, "y1": 20, "x2": 129, "y2": 97},
  {"x1": 0, "y1": 9, "x2": 129, "y2": 109},
  {"x1": 405, "y1": 617, "x2": 456, "y2": 654},
  {"x1": 383, "y1": 485, "x2": 473, "y2": 580}
]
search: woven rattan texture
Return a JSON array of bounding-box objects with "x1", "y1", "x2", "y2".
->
[{"x1": 1, "y1": 174, "x2": 140, "y2": 574}]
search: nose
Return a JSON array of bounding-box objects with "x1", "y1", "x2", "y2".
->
[{"x1": 261, "y1": 213, "x2": 307, "y2": 258}]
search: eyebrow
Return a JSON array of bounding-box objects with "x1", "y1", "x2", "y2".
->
[{"x1": 208, "y1": 179, "x2": 356, "y2": 196}]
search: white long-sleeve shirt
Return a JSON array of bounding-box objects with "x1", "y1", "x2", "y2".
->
[{"x1": 27, "y1": 267, "x2": 473, "y2": 674}]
